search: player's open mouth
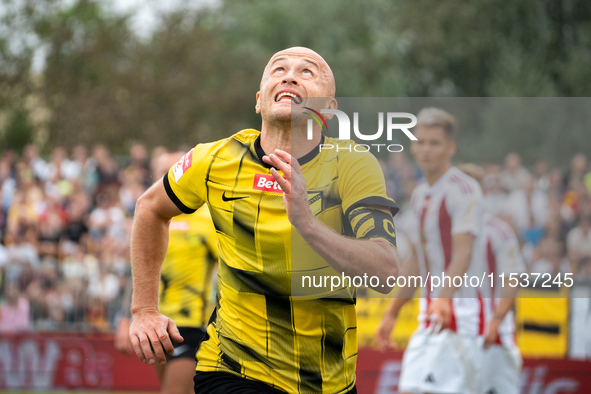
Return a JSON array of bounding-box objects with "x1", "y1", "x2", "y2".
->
[{"x1": 275, "y1": 91, "x2": 303, "y2": 104}]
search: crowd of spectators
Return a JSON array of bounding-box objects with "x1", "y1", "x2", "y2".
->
[
  {"x1": 1, "y1": 141, "x2": 591, "y2": 333},
  {"x1": 0, "y1": 143, "x2": 155, "y2": 332}
]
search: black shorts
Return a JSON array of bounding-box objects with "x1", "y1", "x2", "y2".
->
[
  {"x1": 166, "y1": 326, "x2": 206, "y2": 361},
  {"x1": 193, "y1": 371, "x2": 357, "y2": 394}
]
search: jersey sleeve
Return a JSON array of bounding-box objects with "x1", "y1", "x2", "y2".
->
[
  {"x1": 446, "y1": 182, "x2": 483, "y2": 236},
  {"x1": 338, "y1": 149, "x2": 398, "y2": 217},
  {"x1": 163, "y1": 144, "x2": 214, "y2": 214}
]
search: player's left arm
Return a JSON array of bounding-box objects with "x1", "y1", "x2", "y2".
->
[
  {"x1": 294, "y1": 204, "x2": 398, "y2": 290},
  {"x1": 264, "y1": 149, "x2": 398, "y2": 294},
  {"x1": 484, "y1": 226, "x2": 524, "y2": 348},
  {"x1": 483, "y1": 290, "x2": 518, "y2": 348}
]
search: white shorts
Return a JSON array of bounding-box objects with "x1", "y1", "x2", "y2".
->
[
  {"x1": 399, "y1": 329, "x2": 482, "y2": 394},
  {"x1": 480, "y1": 341, "x2": 521, "y2": 394}
]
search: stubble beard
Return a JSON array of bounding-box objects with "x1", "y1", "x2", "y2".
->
[{"x1": 263, "y1": 105, "x2": 307, "y2": 132}]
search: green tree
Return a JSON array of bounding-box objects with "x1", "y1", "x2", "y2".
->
[
  {"x1": 0, "y1": 0, "x2": 42, "y2": 150},
  {"x1": 34, "y1": 0, "x2": 136, "y2": 150},
  {"x1": 2, "y1": 0, "x2": 591, "y2": 162}
]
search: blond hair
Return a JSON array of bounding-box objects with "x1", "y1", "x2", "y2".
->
[{"x1": 416, "y1": 107, "x2": 456, "y2": 139}]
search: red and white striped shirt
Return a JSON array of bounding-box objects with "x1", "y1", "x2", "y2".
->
[{"x1": 410, "y1": 166, "x2": 485, "y2": 336}]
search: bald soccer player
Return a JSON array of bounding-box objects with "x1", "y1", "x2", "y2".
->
[{"x1": 129, "y1": 47, "x2": 399, "y2": 394}]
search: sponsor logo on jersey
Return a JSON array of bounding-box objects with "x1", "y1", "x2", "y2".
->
[
  {"x1": 253, "y1": 173, "x2": 283, "y2": 194},
  {"x1": 173, "y1": 148, "x2": 194, "y2": 183}
]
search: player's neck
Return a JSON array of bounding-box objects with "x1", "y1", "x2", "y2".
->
[
  {"x1": 260, "y1": 123, "x2": 322, "y2": 159},
  {"x1": 424, "y1": 163, "x2": 451, "y2": 186}
]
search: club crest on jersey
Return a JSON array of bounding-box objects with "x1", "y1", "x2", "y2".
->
[
  {"x1": 253, "y1": 173, "x2": 283, "y2": 194},
  {"x1": 308, "y1": 191, "x2": 323, "y2": 215},
  {"x1": 173, "y1": 148, "x2": 194, "y2": 183}
]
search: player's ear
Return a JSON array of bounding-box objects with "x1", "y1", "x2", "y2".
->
[
  {"x1": 322, "y1": 98, "x2": 338, "y2": 120},
  {"x1": 449, "y1": 139, "x2": 457, "y2": 157},
  {"x1": 255, "y1": 91, "x2": 261, "y2": 114}
]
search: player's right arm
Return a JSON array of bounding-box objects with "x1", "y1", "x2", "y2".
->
[
  {"x1": 129, "y1": 180, "x2": 184, "y2": 365},
  {"x1": 428, "y1": 180, "x2": 482, "y2": 331},
  {"x1": 428, "y1": 232, "x2": 475, "y2": 331},
  {"x1": 376, "y1": 241, "x2": 419, "y2": 351},
  {"x1": 484, "y1": 220, "x2": 524, "y2": 348},
  {"x1": 130, "y1": 145, "x2": 210, "y2": 365}
]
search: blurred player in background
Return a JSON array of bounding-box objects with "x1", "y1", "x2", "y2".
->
[
  {"x1": 129, "y1": 47, "x2": 399, "y2": 394},
  {"x1": 457, "y1": 163, "x2": 524, "y2": 394},
  {"x1": 376, "y1": 108, "x2": 484, "y2": 394},
  {"x1": 115, "y1": 151, "x2": 218, "y2": 394}
]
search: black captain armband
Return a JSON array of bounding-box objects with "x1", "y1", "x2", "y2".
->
[{"x1": 347, "y1": 206, "x2": 396, "y2": 247}]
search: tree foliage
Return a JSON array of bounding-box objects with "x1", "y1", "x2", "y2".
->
[{"x1": 0, "y1": 0, "x2": 590, "y2": 162}]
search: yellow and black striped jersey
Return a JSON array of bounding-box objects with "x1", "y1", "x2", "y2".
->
[
  {"x1": 159, "y1": 206, "x2": 218, "y2": 328},
  {"x1": 164, "y1": 129, "x2": 397, "y2": 394}
]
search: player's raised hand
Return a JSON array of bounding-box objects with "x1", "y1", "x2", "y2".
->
[
  {"x1": 129, "y1": 308, "x2": 183, "y2": 365},
  {"x1": 263, "y1": 149, "x2": 313, "y2": 229},
  {"x1": 375, "y1": 313, "x2": 397, "y2": 352},
  {"x1": 427, "y1": 297, "x2": 452, "y2": 333}
]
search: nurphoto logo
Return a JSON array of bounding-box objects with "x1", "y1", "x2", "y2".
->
[{"x1": 303, "y1": 108, "x2": 418, "y2": 153}]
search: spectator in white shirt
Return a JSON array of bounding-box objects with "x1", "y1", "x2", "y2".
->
[{"x1": 503, "y1": 173, "x2": 548, "y2": 238}]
